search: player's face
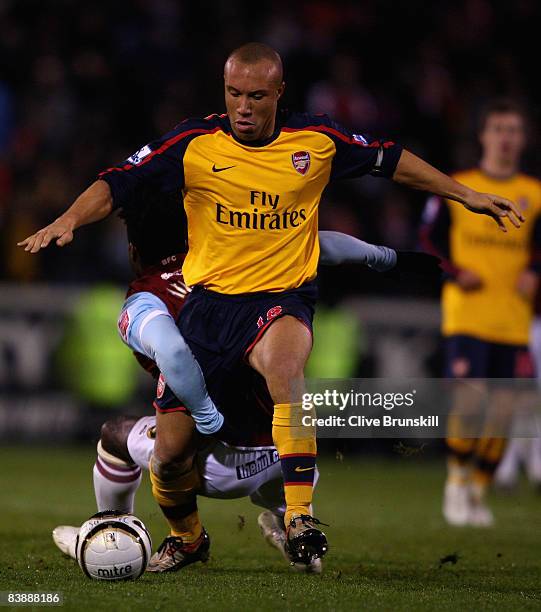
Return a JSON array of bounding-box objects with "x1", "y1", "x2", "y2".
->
[
  {"x1": 479, "y1": 112, "x2": 526, "y2": 165},
  {"x1": 224, "y1": 59, "x2": 284, "y2": 141}
]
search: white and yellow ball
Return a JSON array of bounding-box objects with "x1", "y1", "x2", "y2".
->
[{"x1": 75, "y1": 511, "x2": 152, "y2": 580}]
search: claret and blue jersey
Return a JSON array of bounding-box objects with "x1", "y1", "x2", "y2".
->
[{"x1": 99, "y1": 110, "x2": 402, "y2": 294}]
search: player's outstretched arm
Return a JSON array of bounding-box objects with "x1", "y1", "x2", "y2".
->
[
  {"x1": 318, "y1": 231, "x2": 397, "y2": 271},
  {"x1": 393, "y1": 150, "x2": 524, "y2": 232},
  {"x1": 17, "y1": 179, "x2": 113, "y2": 253},
  {"x1": 318, "y1": 231, "x2": 442, "y2": 284}
]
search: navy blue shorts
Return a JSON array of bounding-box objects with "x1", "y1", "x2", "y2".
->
[
  {"x1": 444, "y1": 335, "x2": 534, "y2": 378},
  {"x1": 177, "y1": 282, "x2": 317, "y2": 384},
  {"x1": 154, "y1": 282, "x2": 317, "y2": 443}
]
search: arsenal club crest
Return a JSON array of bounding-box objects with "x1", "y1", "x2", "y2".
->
[{"x1": 292, "y1": 151, "x2": 310, "y2": 175}]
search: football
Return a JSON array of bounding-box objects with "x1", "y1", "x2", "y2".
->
[{"x1": 75, "y1": 511, "x2": 152, "y2": 580}]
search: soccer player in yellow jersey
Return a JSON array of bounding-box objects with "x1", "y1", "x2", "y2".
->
[
  {"x1": 20, "y1": 44, "x2": 524, "y2": 565},
  {"x1": 421, "y1": 99, "x2": 541, "y2": 526}
]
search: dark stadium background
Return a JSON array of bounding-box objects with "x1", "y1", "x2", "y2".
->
[
  {"x1": 3, "y1": 6, "x2": 541, "y2": 607},
  {"x1": 1, "y1": 0, "x2": 540, "y2": 446}
]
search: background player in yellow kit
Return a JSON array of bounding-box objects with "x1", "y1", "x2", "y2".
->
[
  {"x1": 19, "y1": 45, "x2": 524, "y2": 563},
  {"x1": 421, "y1": 99, "x2": 541, "y2": 526}
]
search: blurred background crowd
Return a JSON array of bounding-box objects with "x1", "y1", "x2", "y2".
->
[
  {"x1": 1, "y1": 0, "x2": 540, "y2": 429},
  {"x1": 1, "y1": 0, "x2": 540, "y2": 287}
]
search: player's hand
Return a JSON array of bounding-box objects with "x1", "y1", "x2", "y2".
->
[
  {"x1": 385, "y1": 251, "x2": 442, "y2": 285},
  {"x1": 462, "y1": 191, "x2": 524, "y2": 232},
  {"x1": 456, "y1": 269, "x2": 483, "y2": 292},
  {"x1": 516, "y1": 269, "x2": 539, "y2": 300},
  {"x1": 17, "y1": 216, "x2": 76, "y2": 253}
]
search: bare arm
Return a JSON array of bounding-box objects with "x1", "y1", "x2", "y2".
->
[
  {"x1": 17, "y1": 179, "x2": 113, "y2": 253},
  {"x1": 393, "y1": 149, "x2": 524, "y2": 232}
]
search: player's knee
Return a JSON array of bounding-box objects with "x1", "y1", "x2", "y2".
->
[
  {"x1": 150, "y1": 452, "x2": 193, "y2": 480},
  {"x1": 264, "y1": 358, "x2": 304, "y2": 389},
  {"x1": 260, "y1": 356, "x2": 305, "y2": 402},
  {"x1": 153, "y1": 441, "x2": 194, "y2": 469},
  {"x1": 100, "y1": 416, "x2": 139, "y2": 464}
]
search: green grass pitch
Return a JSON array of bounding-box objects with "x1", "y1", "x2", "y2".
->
[{"x1": 1, "y1": 446, "x2": 540, "y2": 611}]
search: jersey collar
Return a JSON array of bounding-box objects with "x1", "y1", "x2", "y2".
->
[{"x1": 225, "y1": 114, "x2": 283, "y2": 148}]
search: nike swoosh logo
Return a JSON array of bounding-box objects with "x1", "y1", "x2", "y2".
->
[
  {"x1": 294, "y1": 466, "x2": 315, "y2": 473},
  {"x1": 212, "y1": 164, "x2": 235, "y2": 173}
]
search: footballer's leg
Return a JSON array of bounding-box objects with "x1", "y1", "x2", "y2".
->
[
  {"x1": 468, "y1": 345, "x2": 532, "y2": 525},
  {"x1": 444, "y1": 383, "x2": 482, "y2": 525},
  {"x1": 253, "y1": 469, "x2": 323, "y2": 573},
  {"x1": 53, "y1": 408, "x2": 210, "y2": 571},
  {"x1": 192, "y1": 427, "x2": 323, "y2": 573},
  {"x1": 469, "y1": 385, "x2": 516, "y2": 526},
  {"x1": 249, "y1": 315, "x2": 328, "y2": 565},
  {"x1": 147, "y1": 406, "x2": 210, "y2": 572},
  {"x1": 52, "y1": 415, "x2": 142, "y2": 559},
  {"x1": 443, "y1": 336, "x2": 488, "y2": 526},
  {"x1": 93, "y1": 416, "x2": 143, "y2": 513},
  {"x1": 53, "y1": 406, "x2": 209, "y2": 571},
  {"x1": 469, "y1": 436, "x2": 503, "y2": 527}
]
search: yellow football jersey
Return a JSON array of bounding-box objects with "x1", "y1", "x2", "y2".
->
[
  {"x1": 424, "y1": 168, "x2": 541, "y2": 344},
  {"x1": 100, "y1": 111, "x2": 401, "y2": 294}
]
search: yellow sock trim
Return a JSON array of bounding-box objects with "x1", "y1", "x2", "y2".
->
[
  {"x1": 476, "y1": 437, "x2": 506, "y2": 464},
  {"x1": 447, "y1": 436, "x2": 476, "y2": 457},
  {"x1": 149, "y1": 457, "x2": 202, "y2": 542},
  {"x1": 149, "y1": 457, "x2": 200, "y2": 507},
  {"x1": 272, "y1": 402, "x2": 316, "y2": 453},
  {"x1": 273, "y1": 403, "x2": 316, "y2": 524},
  {"x1": 169, "y1": 511, "x2": 203, "y2": 544},
  {"x1": 284, "y1": 490, "x2": 314, "y2": 525}
]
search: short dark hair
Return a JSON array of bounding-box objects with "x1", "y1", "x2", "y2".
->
[
  {"x1": 118, "y1": 184, "x2": 186, "y2": 266},
  {"x1": 478, "y1": 98, "x2": 528, "y2": 131},
  {"x1": 226, "y1": 42, "x2": 283, "y2": 82}
]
